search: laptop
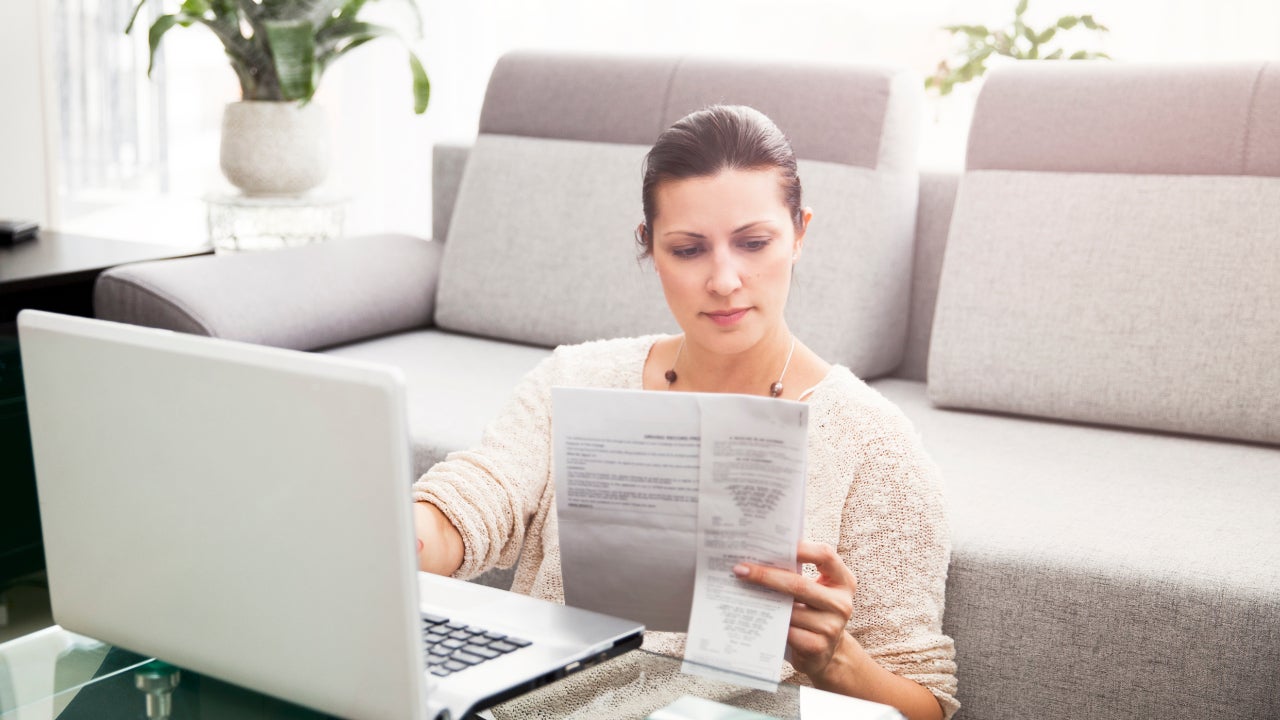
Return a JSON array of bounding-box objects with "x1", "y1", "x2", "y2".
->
[{"x1": 18, "y1": 310, "x2": 643, "y2": 720}]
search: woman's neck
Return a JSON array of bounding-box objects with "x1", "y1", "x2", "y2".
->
[{"x1": 673, "y1": 325, "x2": 796, "y2": 396}]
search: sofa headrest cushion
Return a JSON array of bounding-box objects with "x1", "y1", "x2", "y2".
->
[
  {"x1": 478, "y1": 51, "x2": 919, "y2": 172},
  {"x1": 967, "y1": 62, "x2": 1280, "y2": 177}
]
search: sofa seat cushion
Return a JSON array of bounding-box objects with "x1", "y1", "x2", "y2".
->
[
  {"x1": 322, "y1": 329, "x2": 551, "y2": 476},
  {"x1": 871, "y1": 378, "x2": 1280, "y2": 720}
]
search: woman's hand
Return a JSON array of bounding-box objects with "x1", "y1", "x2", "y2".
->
[{"x1": 733, "y1": 540, "x2": 857, "y2": 683}]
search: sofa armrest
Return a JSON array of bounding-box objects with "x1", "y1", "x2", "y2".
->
[{"x1": 94, "y1": 234, "x2": 442, "y2": 351}]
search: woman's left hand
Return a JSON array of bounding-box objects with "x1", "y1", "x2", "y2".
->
[{"x1": 733, "y1": 540, "x2": 857, "y2": 682}]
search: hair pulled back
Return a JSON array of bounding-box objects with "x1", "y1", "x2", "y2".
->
[{"x1": 637, "y1": 105, "x2": 803, "y2": 257}]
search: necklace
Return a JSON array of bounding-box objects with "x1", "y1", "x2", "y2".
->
[{"x1": 665, "y1": 336, "x2": 798, "y2": 398}]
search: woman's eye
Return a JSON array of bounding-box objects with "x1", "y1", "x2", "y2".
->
[
  {"x1": 740, "y1": 238, "x2": 771, "y2": 251},
  {"x1": 671, "y1": 245, "x2": 702, "y2": 258}
]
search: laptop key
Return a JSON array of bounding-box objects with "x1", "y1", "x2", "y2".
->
[
  {"x1": 451, "y1": 651, "x2": 484, "y2": 665},
  {"x1": 467, "y1": 635, "x2": 493, "y2": 646},
  {"x1": 421, "y1": 613, "x2": 449, "y2": 625},
  {"x1": 429, "y1": 645, "x2": 451, "y2": 657},
  {"x1": 443, "y1": 621, "x2": 468, "y2": 631},
  {"x1": 448, "y1": 629, "x2": 473, "y2": 641},
  {"x1": 442, "y1": 639, "x2": 465, "y2": 650},
  {"x1": 482, "y1": 631, "x2": 506, "y2": 641},
  {"x1": 489, "y1": 641, "x2": 518, "y2": 653},
  {"x1": 464, "y1": 645, "x2": 500, "y2": 660},
  {"x1": 505, "y1": 636, "x2": 532, "y2": 648},
  {"x1": 444, "y1": 660, "x2": 467, "y2": 672},
  {"x1": 430, "y1": 667, "x2": 452, "y2": 677}
]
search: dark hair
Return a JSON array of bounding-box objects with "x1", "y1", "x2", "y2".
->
[{"x1": 637, "y1": 104, "x2": 803, "y2": 257}]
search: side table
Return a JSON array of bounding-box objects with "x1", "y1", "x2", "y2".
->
[{"x1": 205, "y1": 193, "x2": 347, "y2": 253}]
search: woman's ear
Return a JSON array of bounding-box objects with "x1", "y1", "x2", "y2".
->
[{"x1": 793, "y1": 207, "x2": 814, "y2": 260}]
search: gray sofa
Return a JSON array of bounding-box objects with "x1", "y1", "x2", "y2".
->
[{"x1": 94, "y1": 53, "x2": 1280, "y2": 720}]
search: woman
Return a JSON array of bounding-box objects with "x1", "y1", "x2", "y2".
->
[{"x1": 412, "y1": 105, "x2": 957, "y2": 720}]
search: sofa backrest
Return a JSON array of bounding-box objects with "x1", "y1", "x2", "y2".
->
[
  {"x1": 927, "y1": 62, "x2": 1280, "y2": 445},
  {"x1": 432, "y1": 51, "x2": 923, "y2": 379}
]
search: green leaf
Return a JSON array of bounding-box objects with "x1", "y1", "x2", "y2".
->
[
  {"x1": 1036, "y1": 27, "x2": 1056, "y2": 44},
  {"x1": 264, "y1": 19, "x2": 316, "y2": 102},
  {"x1": 1081, "y1": 15, "x2": 1108, "y2": 31},
  {"x1": 145, "y1": 15, "x2": 181, "y2": 76},
  {"x1": 943, "y1": 24, "x2": 991, "y2": 38},
  {"x1": 1069, "y1": 50, "x2": 1088, "y2": 59},
  {"x1": 1015, "y1": 0, "x2": 1029, "y2": 18},
  {"x1": 1044, "y1": 48, "x2": 1064, "y2": 59},
  {"x1": 1057, "y1": 16, "x2": 1079, "y2": 30},
  {"x1": 180, "y1": 0, "x2": 212, "y2": 17},
  {"x1": 409, "y1": 52, "x2": 429, "y2": 114},
  {"x1": 125, "y1": 0, "x2": 149, "y2": 34},
  {"x1": 317, "y1": 20, "x2": 392, "y2": 60}
]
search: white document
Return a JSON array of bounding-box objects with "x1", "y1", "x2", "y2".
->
[{"x1": 553, "y1": 387, "x2": 808, "y2": 689}]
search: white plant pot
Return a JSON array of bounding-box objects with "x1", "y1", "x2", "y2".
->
[{"x1": 220, "y1": 101, "x2": 330, "y2": 196}]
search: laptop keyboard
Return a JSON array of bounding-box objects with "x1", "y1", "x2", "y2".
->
[{"x1": 422, "y1": 612, "x2": 532, "y2": 677}]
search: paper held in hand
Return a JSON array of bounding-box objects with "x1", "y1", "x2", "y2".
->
[{"x1": 552, "y1": 387, "x2": 808, "y2": 690}]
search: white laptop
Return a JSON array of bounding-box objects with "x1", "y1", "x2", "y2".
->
[{"x1": 18, "y1": 310, "x2": 643, "y2": 720}]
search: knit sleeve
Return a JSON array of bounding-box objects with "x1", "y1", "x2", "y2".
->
[
  {"x1": 835, "y1": 397, "x2": 960, "y2": 719},
  {"x1": 410, "y1": 351, "x2": 558, "y2": 580}
]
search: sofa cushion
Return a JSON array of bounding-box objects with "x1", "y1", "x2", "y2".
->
[
  {"x1": 929, "y1": 62, "x2": 1280, "y2": 444},
  {"x1": 872, "y1": 378, "x2": 1280, "y2": 720},
  {"x1": 479, "y1": 52, "x2": 917, "y2": 170},
  {"x1": 321, "y1": 329, "x2": 551, "y2": 476},
  {"x1": 432, "y1": 134, "x2": 675, "y2": 346},
  {"x1": 966, "y1": 62, "x2": 1280, "y2": 176},
  {"x1": 447, "y1": 51, "x2": 923, "y2": 377},
  {"x1": 434, "y1": 134, "x2": 917, "y2": 377},
  {"x1": 928, "y1": 170, "x2": 1280, "y2": 445}
]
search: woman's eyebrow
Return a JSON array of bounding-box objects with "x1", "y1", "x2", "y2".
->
[{"x1": 662, "y1": 220, "x2": 774, "y2": 239}]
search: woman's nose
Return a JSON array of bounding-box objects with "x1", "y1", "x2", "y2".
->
[{"x1": 706, "y1": 249, "x2": 743, "y2": 296}]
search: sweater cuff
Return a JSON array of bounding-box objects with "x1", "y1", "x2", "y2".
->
[{"x1": 412, "y1": 481, "x2": 488, "y2": 581}]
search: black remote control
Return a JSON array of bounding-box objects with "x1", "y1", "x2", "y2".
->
[{"x1": 0, "y1": 219, "x2": 39, "y2": 245}]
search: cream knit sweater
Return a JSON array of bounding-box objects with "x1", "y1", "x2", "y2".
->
[{"x1": 412, "y1": 336, "x2": 958, "y2": 718}]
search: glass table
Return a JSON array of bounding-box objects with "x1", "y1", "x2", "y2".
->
[{"x1": 0, "y1": 626, "x2": 901, "y2": 719}]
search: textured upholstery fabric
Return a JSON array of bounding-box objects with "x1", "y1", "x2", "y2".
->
[
  {"x1": 479, "y1": 51, "x2": 917, "y2": 169},
  {"x1": 478, "y1": 52, "x2": 677, "y2": 147},
  {"x1": 434, "y1": 134, "x2": 676, "y2": 346},
  {"x1": 1246, "y1": 63, "x2": 1280, "y2": 176},
  {"x1": 320, "y1": 329, "x2": 550, "y2": 476},
  {"x1": 658, "y1": 58, "x2": 913, "y2": 170},
  {"x1": 896, "y1": 172, "x2": 959, "y2": 382},
  {"x1": 967, "y1": 62, "x2": 1280, "y2": 176},
  {"x1": 872, "y1": 378, "x2": 1280, "y2": 720},
  {"x1": 435, "y1": 135, "x2": 917, "y2": 376},
  {"x1": 432, "y1": 143, "x2": 469, "y2": 242},
  {"x1": 95, "y1": 235, "x2": 440, "y2": 351},
  {"x1": 784, "y1": 161, "x2": 916, "y2": 376},
  {"x1": 928, "y1": 170, "x2": 1280, "y2": 445}
]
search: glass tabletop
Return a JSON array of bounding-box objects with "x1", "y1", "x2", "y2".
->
[{"x1": 0, "y1": 626, "x2": 899, "y2": 719}]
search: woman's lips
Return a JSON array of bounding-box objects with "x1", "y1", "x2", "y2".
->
[{"x1": 704, "y1": 308, "x2": 750, "y2": 326}]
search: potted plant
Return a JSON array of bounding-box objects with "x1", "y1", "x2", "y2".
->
[
  {"x1": 127, "y1": 0, "x2": 430, "y2": 196},
  {"x1": 926, "y1": 0, "x2": 1110, "y2": 96}
]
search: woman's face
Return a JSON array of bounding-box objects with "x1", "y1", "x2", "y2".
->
[{"x1": 650, "y1": 168, "x2": 810, "y2": 356}]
